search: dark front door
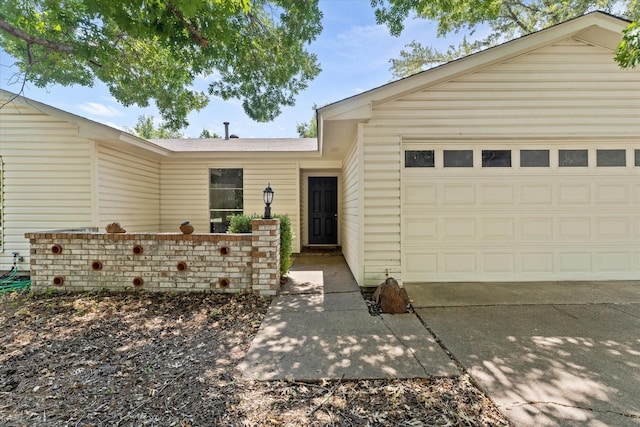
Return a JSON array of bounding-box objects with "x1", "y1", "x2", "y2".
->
[{"x1": 308, "y1": 177, "x2": 338, "y2": 245}]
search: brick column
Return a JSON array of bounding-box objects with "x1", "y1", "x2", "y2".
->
[{"x1": 251, "y1": 219, "x2": 281, "y2": 296}]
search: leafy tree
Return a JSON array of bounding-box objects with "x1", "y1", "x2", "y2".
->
[
  {"x1": 127, "y1": 115, "x2": 184, "y2": 139},
  {"x1": 296, "y1": 103, "x2": 318, "y2": 138},
  {"x1": 372, "y1": 0, "x2": 640, "y2": 78},
  {"x1": 128, "y1": 115, "x2": 224, "y2": 139},
  {"x1": 199, "y1": 128, "x2": 221, "y2": 139},
  {"x1": 616, "y1": 22, "x2": 640, "y2": 68},
  {"x1": 0, "y1": 0, "x2": 322, "y2": 129},
  {"x1": 390, "y1": 38, "x2": 479, "y2": 77}
]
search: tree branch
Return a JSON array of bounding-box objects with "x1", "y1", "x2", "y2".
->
[
  {"x1": 164, "y1": 2, "x2": 209, "y2": 48},
  {"x1": 510, "y1": 0, "x2": 541, "y2": 14},
  {"x1": 502, "y1": 4, "x2": 531, "y2": 33},
  {"x1": 0, "y1": 16, "x2": 74, "y2": 53},
  {"x1": 0, "y1": 65, "x2": 30, "y2": 110}
]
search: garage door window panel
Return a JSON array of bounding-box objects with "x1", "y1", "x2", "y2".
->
[
  {"x1": 405, "y1": 150, "x2": 434, "y2": 168},
  {"x1": 635, "y1": 149, "x2": 640, "y2": 166},
  {"x1": 444, "y1": 150, "x2": 473, "y2": 167},
  {"x1": 520, "y1": 150, "x2": 549, "y2": 167},
  {"x1": 482, "y1": 150, "x2": 511, "y2": 167},
  {"x1": 559, "y1": 149, "x2": 588, "y2": 167},
  {"x1": 596, "y1": 150, "x2": 626, "y2": 167}
]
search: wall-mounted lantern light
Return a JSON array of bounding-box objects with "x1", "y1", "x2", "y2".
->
[{"x1": 263, "y1": 183, "x2": 274, "y2": 219}]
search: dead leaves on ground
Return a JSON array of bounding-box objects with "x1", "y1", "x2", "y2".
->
[
  {"x1": 236, "y1": 376, "x2": 509, "y2": 426},
  {"x1": 0, "y1": 291, "x2": 509, "y2": 426}
]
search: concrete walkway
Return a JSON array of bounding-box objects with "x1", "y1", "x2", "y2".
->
[
  {"x1": 238, "y1": 256, "x2": 640, "y2": 426},
  {"x1": 407, "y1": 282, "x2": 640, "y2": 427},
  {"x1": 237, "y1": 255, "x2": 458, "y2": 381}
]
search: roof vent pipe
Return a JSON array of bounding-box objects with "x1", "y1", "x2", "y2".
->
[{"x1": 223, "y1": 122, "x2": 230, "y2": 140}]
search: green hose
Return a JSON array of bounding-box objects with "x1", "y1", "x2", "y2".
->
[{"x1": 0, "y1": 267, "x2": 31, "y2": 293}]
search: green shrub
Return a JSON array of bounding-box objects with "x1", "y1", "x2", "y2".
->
[
  {"x1": 227, "y1": 213, "x2": 293, "y2": 276},
  {"x1": 273, "y1": 214, "x2": 292, "y2": 276},
  {"x1": 227, "y1": 214, "x2": 259, "y2": 233}
]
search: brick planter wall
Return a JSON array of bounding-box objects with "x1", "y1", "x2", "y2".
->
[{"x1": 25, "y1": 219, "x2": 281, "y2": 296}]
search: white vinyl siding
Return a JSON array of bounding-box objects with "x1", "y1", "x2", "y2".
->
[
  {"x1": 372, "y1": 40, "x2": 640, "y2": 140},
  {"x1": 361, "y1": 130, "x2": 402, "y2": 285},
  {"x1": 0, "y1": 102, "x2": 94, "y2": 271},
  {"x1": 244, "y1": 164, "x2": 299, "y2": 242},
  {"x1": 341, "y1": 140, "x2": 360, "y2": 282},
  {"x1": 96, "y1": 144, "x2": 161, "y2": 231},
  {"x1": 160, "y1": 159, "x2": 301, "y2": 253},
  {"x1": 160, "y1": 161, "x2": 208, "y2": 234}
]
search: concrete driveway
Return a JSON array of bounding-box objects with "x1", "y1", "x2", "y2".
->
[{"x1": 406, "y1": 281, "x2": 640, "y2": 427}]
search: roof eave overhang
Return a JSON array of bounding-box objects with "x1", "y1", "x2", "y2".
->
[
  {"x1": 1, "y1": 88, "x2": 170, "y2": 156},
  {"x1": 160, "y1": 150, "x2": 324, "y2": 160},
  {"x1": 117, "y1": 134, "x2": 172, "y2": 156}
]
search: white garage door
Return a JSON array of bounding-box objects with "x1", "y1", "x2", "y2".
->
[{"x1": 401, "y1": 144, "x2": 640, "y2": 282}]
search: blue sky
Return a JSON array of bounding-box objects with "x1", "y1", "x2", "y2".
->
[{"x1": 0, "y1": 0, "x2": 463, "y2": 138}]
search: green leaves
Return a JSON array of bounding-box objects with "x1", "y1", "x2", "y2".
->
[
  {"x1": 616, "y1": 22, "x2": 640, "y2": 68},
  {"x1": 389, "y1": 37, "x2": 485, "y2": 77},
  {"x1": 207, "y1": 0, "x2": 322, "y2": 122},
  {"x1": 372, "y1": 0, "x2": 502, "y2": 37},
  {"x1": 375, "y1": 0, "x2": 640, "y2": 78},
  {"x1": 0, "y1": 0, "x2": 322, "y2": 129},
  {"x1": 296, "y1": 103, "x2": 318, "y2": 138},
  {"x1": 126, "y1": 114, "x2": 184, "y2": 139},
  {"x1": 227, "y1": 213, "x2": 293, "y2": 276}
]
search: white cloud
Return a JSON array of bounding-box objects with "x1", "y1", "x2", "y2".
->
[
  {"x1": 336, "y1": 24, "x2": 388, "y2": 52},
  {"x1": 76, "y1": 102, "x2": 123, "y2": 117}
]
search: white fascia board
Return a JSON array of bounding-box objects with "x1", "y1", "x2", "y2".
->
[
  {"x1": 163, "y1": 150, "x2": 323, "y2": 160},
  {"x1": 320, "y1": 102, "x2": 371, "y2": 121},
  {"x1": 80, "y1": 126, "x2": 171, "y2": 156},
  {"x1": 317, "y1": 113, "x2": 324, "y2": 156},
  {"x1": 117, "y1": 134, "x2": 171, "y2": 156}
]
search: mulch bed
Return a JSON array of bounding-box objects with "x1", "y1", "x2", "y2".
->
[{"x1": 0, "y1": 291, "x2": 511, "y2": 426}]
